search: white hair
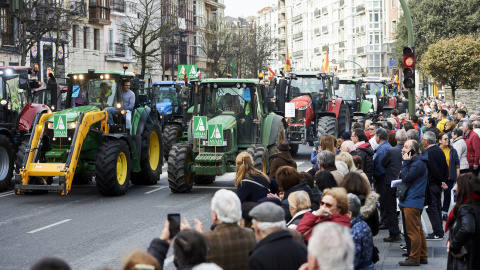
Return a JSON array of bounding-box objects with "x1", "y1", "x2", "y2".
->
[
  {"x1": 192, "y1": 263, "x2": 223, "y2": 270},
  {"x1": 341, "y1": 140, "x2": 355, "y2": 152},
  {"x1": 252, "y1": 219, "x2": 286, "y2": 232},
  {"x1": 211, "y1": 189, "x2": 242, "y2": 223},
  {"x1": 308, "y1": 222, "x2": 354, "y2": 270}
]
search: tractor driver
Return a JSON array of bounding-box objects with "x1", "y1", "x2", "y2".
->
[
  {"x1": 96, "y1": 82, "x2": 112, "y2": 105},
  {"x1": 106, "y1": 80, "x2": 135, "y2": 129},
  {"x1": 223, "y1": 93, "x2": 243, "y2": 117}
]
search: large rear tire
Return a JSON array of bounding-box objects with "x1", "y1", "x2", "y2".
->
[
  {"x1": 132, "y1": 129, "x2": 162, "y2": 185},
  {"x1": 337, "y1": 103, "x2": 350, "y2": 136},
  {"x1": 168, "y1": 144, "x2": 194, "y2": 193},
  {"x1": 247, "y1": 144, "x2": 268, "y2": 174},
  {"x1": 352, "y1": 115, "x2": 366, "y2": 130},
  {"x1": 0, "y1": 135, "x2": 14, "y2": 191},
  {"x1": 95, "y1": 139, "x2": 131, "y2": 196},
  {"x1": 163, "y1": 125, "x2": 181, "y2": 160},
  {"x1": 317, "y1": 116, "x2": 338, "y2": 139},
  {"x1": 15, "y1": 141, "x2": 29, "y2": 174}
]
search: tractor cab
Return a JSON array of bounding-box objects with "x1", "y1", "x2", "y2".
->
[
  {"x1": 361, "y1": 77, "x2": 395, "y2": 118},
  {"x1": 336, "y1": 78, "x2": 364, "y2": 113},
  {"x1": 152, "y1": 80, "x2": 185, "y2": 127}
]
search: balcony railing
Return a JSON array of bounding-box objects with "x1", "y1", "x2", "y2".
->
[
  {"x1": 340, "y1": 20, "x2": 344, "y2": 27},
  {"x1": 89, "y1": 1, "x2": 111, "y2": 24},
  {"x1": 340, "y1": 0, "x2": 344, "y2": 6},
  {"x1": 293, "y1": 51, "x2": 303, "y2": 57},
  {"x1": 339, "y1": 41, "x2": 345, "y2": 48},
  {"x1": 356, "y1": 5, "x2": 365, "y2": 13},
  {"x1": 357, "y1": 46, "x2": 365, "y2": 54},
  {"x1": 110, "y1": 0, "x2": 125, "y2": 13},
  {"x1": 70, "y1": 1, "x2": 87, "y2": 16},
  {"x1": 314, "y1": 28, "x2": 320, "y2": 36},
  {"x1": 108, "y1": 43, "x2": 126, "y2": 57},
  {"x1": 293, "y1": 14, "x2": 302, "y2": 22},
  {"x1": 314, "y1": 47, "x2": 321, "y2": 54},
  {"x1": 314, "y1": 9, "x2": 321, "y2": 17},
  {"x1": 322, "y1": 26, "x2": 328, "y2": 33},
  {"x1": 322, "y1": 7, "x2": 328, "y2": 14},
  {"x1": 293, "y1": 32, "x2": 303, "y2": 39},
  {"x1": 1, "y1": 32, "x2": 15, "y2": 47}
]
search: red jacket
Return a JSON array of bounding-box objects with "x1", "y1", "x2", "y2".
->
[
  {"x1": 366, "y1": 130, "x2": 373, "y2": 140},
  {"x1": 296, "y1": 211, "x2": 350, "y2": 244},
  {"x1": 464, "y1": 131, "x2": 480, "y2": 166}
]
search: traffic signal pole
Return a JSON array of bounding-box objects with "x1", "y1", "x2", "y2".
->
[{"x1": 399, "y1": 0, "x2": 415, "y2": 116}]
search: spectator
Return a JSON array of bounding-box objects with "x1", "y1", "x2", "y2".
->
[
  {"x1": 341, "y1": 172, "x2": 371, "y2": 203},
  {"x1": 445, "y1": 174, "x2": 480, "y2": 269},
  {"x1": 352, "y1": 155, "x2": 370, "y2": 189},
  {"x1": 31, "y1": 258, "x2": 71, "y2": 270},
  {"x1": 437, "y1": 109, "x2": 449, "y2": 132},
  {"x1": 235, "y1": 152, "x2": 278, "y2": 203},
  {"x1": 335, "y1": 160, "x2": 349, "y2": 176},
  {"x1": 456, "y1": 101, "x2": 468, "y2": 114},
  {"x1": 458, "y1": 110, "x2": 469, "y2": 126},
  {"x1": 437, "y1": 132, "x2": 460, "y2": 221},
  {"x1": 421, "y1": 117, "x2": 429, "y2": 133},
  {"x1": 388, "y1": 132, "x2": 397, "y2": 147},
  {"x1": 249, "y1": 202, "x2": 308, "y2": 270},
  {"x1": 426, "y1": 118, "x2": 440, "y2": 137},
  {"x1": 301, "y1": 172, "x2": 321, "y2": 203},
  {"x1": 340, "y1": 140, "x2": 358, "y2": 156},
  {"x1": 368, "y1": 123, "x2": 380, "y2": 150},
  {"x1": 296, "y1": 187, "x2": 351, "y2": 243},
  {"x1": 462, "y1": 121, "x2": 480, "y2": 175},
  {"x1": 398, "y1": 140, "x2": 428, "y2": 266},
  {"x1": 373, "y1": 127, "x2": 392, "y2": 228},
  {"x1": 473, "y1": 120, "x2": 480, "y2": 138},
  {"x1": 470, "y1": 114, "x2": 478, "y2": 121},
  {"x1": 336, "y1": 152, "x2": 356, "y2": 172},
  {"x1": 365, "y1": 120, "x2": 374, "y2": 140},
  {"x1": 353, "y1": 122, "x2": 363, "y2": 130},
  {"x1": 339, "y1": 131, "x2": 352, "y2": 145},
  {"x1": 380, "y1": 129, "x2": 406, "y2": 242},
  {"x1": 406, "y1": 128, "x2": 425, "y2": 154},
  {"x1": 197, "y1": 189, "x2": 256, "y2": 270},
  {"x1": 286, "y1": 191, "x2": 312, "y2": 229},
  {"x1": 444, "y1": 120, "x2": 456, "y2": 139},
  {"x1": 311, "y1": 135, "x2": 337, "y2": 174},
  {"x1": 316, "y1": 150, "x2": 344, "y2": 185},
  {"x1": 422, "y1": 131, "x2": 449, "y2": 240},
  {"x1": 314, "y1": 171, "x2": 338, "y2": 192},
  {"x1": 352, "y1": 128, "x2": 374, "y2": 183},
  {"x1": 276, "y1": 166, "x2": 318, "y2": 221},
  {"x1": 392, "y1": 109, "x2": 401, "y2": 129},
  {"x1": 269, "y1": 140, "x2": 297, "y2": 178},
  {"x1": 297, "y1": 222, "x2": 354, "y2": 270},
  {"x1": 452, "y1": 128, "x2": 470, "y2": 174},
  {"x1": 348, "y1": 193, "x2": 375, "y2": 270}
]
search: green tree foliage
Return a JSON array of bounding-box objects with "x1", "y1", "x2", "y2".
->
[
  {"x1": 393, "y1": 0, "x2": 480, "y2": 63},
  {"x1": 420, "y1": 35, "x2": 480, "y2": 102}
]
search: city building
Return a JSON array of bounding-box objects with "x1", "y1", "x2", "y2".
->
[{"x1": 255, "y1": 5, "x2": 279, "y2": 73}]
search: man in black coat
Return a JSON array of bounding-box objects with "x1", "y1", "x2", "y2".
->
[
  {"x1": 380, "y1": 129, "x2": 406, "y2": 242},
  {"x1": 249, "y1": 202, "x2": 307, "y2": 270},
  {"x1": 422, "y1": 131, "x2": 449, "y2": 240},
  {"x1": 269, "y1": 140, "x2": 297, "y2": 178}
]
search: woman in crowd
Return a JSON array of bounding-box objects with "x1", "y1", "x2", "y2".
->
[
  {"x1": 235, "y1": 152, "x2": 278, "y2": 203},
  {"x1": 296, "y1": 187, "x2": 351, "y2": 243},
  {"x1": 348, "y1": 193, "x2": 375, "y2": 270},
  {"x1": 352, "y1": 155, "x2": 370, "y2": 190},
  {"x1": 446, "y1": 174, "x2": 480, "y2": 270},
  {"x1": 352, "y1": 128, "x2": 374, "y2": 184},
  {"x1": 437, "y1": 132, "x2": 460, "y2": 221},
  {"x1": 286, "y1": 191, "x2": 312, "y2": 229},
  {"x1": 311, "y1": 134, "x2": 338, "y2": 174},
  {"x1": 336, "y1": 152, "x2": 356, "y2": 173},
  {"x1": 444, "y1": 120, "x2": 456, "y2": 139},
  {"x1": 452, "y1": 128, "x2": 469, "y2": 174},
  {"x1": 314, "y1": 171, "x2": 338, "y2": 193}
]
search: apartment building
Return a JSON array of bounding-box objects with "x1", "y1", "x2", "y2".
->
[{"x1": 255, "y1": 5, "x2": 279, "y2": 73}]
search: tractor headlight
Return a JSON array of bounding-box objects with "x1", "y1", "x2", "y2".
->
[
  {"x1": 166, "y1": 110, "x2": 172, "y2": 115},
  {"x1": 67, "y1": 122, "x2": 77, "y2": 129},
  {"x1": 0, "y1": 100, "x2": 7, "y2": 105},
  {"x1": 369, "y1": 108, "x2": 374, "y2": 113},
  {"x1": 48, "y1": 122, "x2": 54, "y2": 129},
  {"x1": 116, "y1": 102, "x2": 122, "y2": 109},
  {"x1": 298, "y1": 105, "x2": 307, "y2": 110}
]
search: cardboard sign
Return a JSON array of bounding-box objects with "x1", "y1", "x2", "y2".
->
[
  {"x1": 193, "y1": 116, "x2": 207, "y2": 139},
  {"x1": 208, "y1": 124, "x2": 223, "y2": 146},
  {"x1": 53, "y1": 115, "x2": 67, "y2": 137},
  {"x1": 285, "y1": 102, "x2": 295, "y2": 117}
]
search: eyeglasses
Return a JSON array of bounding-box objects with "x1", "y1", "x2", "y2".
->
[
  {"x1": 320, "y1": 200, "x2": 336, "y2": 208},
  {"x1": 369, "y1": 128, "x2": 375, "y2": 131}
]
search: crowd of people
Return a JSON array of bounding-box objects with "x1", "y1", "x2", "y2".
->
[{"x1": 29, "y1": 96, "x2": 480, "y2": 270}]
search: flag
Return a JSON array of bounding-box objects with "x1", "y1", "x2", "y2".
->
[
  {"x1": 321, "y1": 47, "x2": 329, "y2": 73},
  {"x1": 268, "y1": 68, "x2": 276, "y2": 81},
  {"x1": 196, "y1": 70, "x2": 202, "y2": 79},
  {"x1": 132, "y1": 68, "x2": 137, "y2": 76},
  {"x1": 215, "y1": 72, "x2": 218, "y2": 78},
  {"x1": 394, "y1": 72, "x2": 399, "y2": 84},
  {"x1": 184, "y1": 73, "x2": 188, "y2": 83},
  {"x1": 285, "y1": 48, "x2": 291, "y2": 72}
]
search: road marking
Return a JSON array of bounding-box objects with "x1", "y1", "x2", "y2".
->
[
  {"x1": 297, "y1": 161, "x2": 305, "y2": 166},
  {"x1": 144, "y1": 187, "x2": 167, "y2": 194},
  {"x1": 0, "y1": 191, "x2": 14, "y2": 198},
  {"x1": 27, "y1": 219, "x2": 72, "y2": 234},
  {"x1": 194, "y1": 186, "x2": 236, "y2": 190}
]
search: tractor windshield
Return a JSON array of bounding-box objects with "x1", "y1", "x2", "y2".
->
[
  {"x1": 72, "y1": 78, "x2": 117, "y2": 108},
  {"x1": 335, "y1": 83, "x2": 357, "y2": 100},
  {"x1": 288, "y1": 77, "x2": 324, "y2": 100},
  {"x1": 153, "y1": 86, "x2": 178, "y2": 105},
  {"x1": 363, "y1": 82, "x2": 385, "y2": 97},
  {"x1": 4, "y1": 76, "x2": 26, "y2": 113},
  {"x1": 202, "y1": 86, "x2": 253, "y2": 120}
]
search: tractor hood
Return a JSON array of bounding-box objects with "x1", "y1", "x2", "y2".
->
[
  {"x1": 207, "y1": 114, "x2": 236, "y2": 131},
  {"x1": 290, "y1": 95, "x2": 311, "y2": 109},
  {"x1": 156, "y1": 102, "x2": 173, "y2": 114},
  {"x1": 47, "y1": 105, "x2": 101, "y2": 122}
]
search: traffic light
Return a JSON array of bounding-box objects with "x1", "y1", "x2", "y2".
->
[{"x1": 402, "y1": 46, "x2": 415, "y2": 88}]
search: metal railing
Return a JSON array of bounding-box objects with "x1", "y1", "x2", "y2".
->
[
  {"x1": 111, "y1": 0, "x2": 125, "y2": 13},
  {"x1": 70, "y1": 1, "x2": 87, "y2": 16}
]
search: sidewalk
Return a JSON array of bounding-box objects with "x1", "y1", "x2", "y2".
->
[{"x1": 374, "y1": 211, "x2": 448, "y2": 269}]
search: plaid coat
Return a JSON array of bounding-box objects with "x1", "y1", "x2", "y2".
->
[{"x1": 203, "y1": 223, "x2": 256, "y2": 270}]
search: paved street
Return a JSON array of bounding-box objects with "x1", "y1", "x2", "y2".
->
[{"x1": 0, "y1": 144, "x2": 448, "y2": 269}]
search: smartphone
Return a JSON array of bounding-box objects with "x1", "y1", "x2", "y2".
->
[
  {"x1": 407, "y1": 148, "x2": 416, "y2": 156},
  {"x1": 168, "y1": 213, "x2": 181, "y2": 238}
]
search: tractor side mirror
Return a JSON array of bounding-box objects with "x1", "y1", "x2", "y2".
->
[
  {"x1": 130, "y1": 78, "x2": 139, "y2": 91},
  {"x1": 19, "y1": 69, "x2": 29, "y2": 89},
  {"x1": 365, "y1": 83, "x2": 370, "y2": 90},
  {"x1": 333, "y1": 77, "x2": 339, "y2": 90},
  {"x1": 266, "y1": 85, "x2": 275, "y2": 99}
]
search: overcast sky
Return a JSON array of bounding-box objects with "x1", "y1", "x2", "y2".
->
[{"x1": 224, "y1": 0, "x2": 277, "y2": 18}]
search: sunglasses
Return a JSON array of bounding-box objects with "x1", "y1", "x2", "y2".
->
[{"x1": 320, "y1": 201, "x2": 335, "y2": 208}]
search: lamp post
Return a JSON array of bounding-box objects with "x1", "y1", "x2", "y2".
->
[
  {"x1": 332, "y1": 60, "x2": 365, "y2": 76},
  {"x1": 167, "y1": 31, "x2": 188, "y2": 80}
]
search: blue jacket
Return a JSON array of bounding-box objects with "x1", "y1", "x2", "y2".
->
[
  {"x1": 351, "y1": 214, "x2": 375, "y2": 270},
  {"x1": 373, "y1": 140, "x2": 391, "y2": 182},
  {"x1": 441, "y1": 144, "x2": 460, "y2": 181},
  {"x1": 311, "y1": 150, "x2": 319, "y2": 171},
  {"x1": 398, "y1": 154, "x2": 429, "y2": 210}
]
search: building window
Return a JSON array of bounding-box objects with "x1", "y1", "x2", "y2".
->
[
  {"x1": 84, "y1": 27, "x2": 89, "y2": 49},
  {"x1": 108, "y1": 29, "x2": 113, "y2": 54},
  {"x1": 94, "y1": 29, "x2": 100, "y2": 50},
  {"x1": 391, "y1": 20, "x2": 397, "y2": 33},
  {"x1": 73, "y1": 25, "x2": 78, "y2": 48},
  {"x1": 391, "y1": 0, "x2": 397, "y2": 8}
]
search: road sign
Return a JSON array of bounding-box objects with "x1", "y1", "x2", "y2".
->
[
  {"x1": 208, "y1": 124, "x2": 223, "y2": 146},
  {"x1": 178, "y1": 65, "x2": 198, "y2": 80},
  {"x1": 53, "y1": 115, "x2": 67, "y2": 137},
  {"x1": 193, "y1": 116, "x2": 207, "y2": 139}
]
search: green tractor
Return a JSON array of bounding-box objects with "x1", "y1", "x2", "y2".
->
[
  {"x1": 167, "y1": 78, "x2": 286, "y2": 193},
  {"x1": 15, "y1": 69, "x2": 163, "y2": 196}
]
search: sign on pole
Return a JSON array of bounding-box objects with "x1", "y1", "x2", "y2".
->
[
  {"x1": 53, "y1": 115, "x2": 67, "y2": 137},
  {"x1": 208, "y1": 124, "x2": 223, "y2": 146},
  {"x1": 178, "y1": 65, "x2": 198, "y2": 80},
  {"x1": 193, "y1": 116, "x2": 207, "y2": 139}
]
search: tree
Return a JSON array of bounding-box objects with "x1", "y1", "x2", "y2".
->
[
  {"x1": 420, "y1": 35, "x2": 480, "y2": 103},
  {"x1": 393, "y1": 0, "x2": 480, "y2": 63},
  {"x1": 198, "y1": 19, "x2": 230, "y2": 77},
  {"x1": 244, "y1": 26, "x2": 277, "y2": 77}
]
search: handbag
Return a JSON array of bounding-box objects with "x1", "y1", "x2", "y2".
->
[{"x1": 396, "y1": 182, "x2": 410, "y2": 201}]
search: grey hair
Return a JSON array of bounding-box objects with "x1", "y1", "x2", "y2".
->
[
  {"x1": 473, "y1": 121, "x2": 480, "y2": 129},
  {"x1": 395, "y1": 129, "x2": 407, "y2": 142},
  {"x1": 308, "y1": 222, "x2": 354, "y2": 270},
  {"x1": 347, "y1": 193, "x2": 361, "y2": 217},
  {"x1": 211, "y1": 189, "x2": 242, "y2": 223},
  {"x1": 463, "y1": 120, "x2": 474, "y2": 131},
  {"x1": 317, "y1": 150, "x2": 336, "y2": 170},
  {"x1": 406, "y1": 129, "x2": 419, "y2": 141},
  {"x1": 252, "y1": 219, "x2": 286, "y2": 232},
  {"x1": 375, "y1": 128, "x2": 388, "y2": 141},
  {"x1": 423, "y1": 131, "x2": 436, "y2": 144},
  {"x1": 410, "y1": 140, "x2": 420, "y2": 154},
  {"x1": 453, "y1": 127, "x2": 463, "y2": 137}
]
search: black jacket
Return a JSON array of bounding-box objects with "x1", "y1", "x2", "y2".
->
[
  {"x1": 148, "y1": 238, "x2": 169, "y2": 267},
  {"x1": 249, "y1": 229, "x2": 307, "y2": 270},
  {"x1": 424, "y1": 145, "x2": 449, "y2": 186},
  {"x1": 281, "y1": 182, "x2": 319, "y2": 221},
  {"x1": 236, "y1": 175, "x2": 279, "y2": 203},
  {"x1": 381, "y1": 143, "x2": 404, "y2": 185},
  {"x1": 447, "y1": 204, "x2": 480, "y2": 270},
  {"x1": 427, "y1": 126, "x2": 441, "y2": 137},
  {"x1": 357, "y1": 146, "x2": 374, "y2": 183}
]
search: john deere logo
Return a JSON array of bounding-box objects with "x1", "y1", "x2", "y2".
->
[
  {"x1": 53, "y1": 115, "x2": 67, "y2": 138},
  {"x1": 208, "y1": 124, "x2": 223, "y2": 146},
  {"x1": 193, "y1": 116, "x2": 207, "y2": 139}
]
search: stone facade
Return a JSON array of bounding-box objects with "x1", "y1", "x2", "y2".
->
[{"x1": 444, "y1": 86, "x2": 480, "y2": 114}]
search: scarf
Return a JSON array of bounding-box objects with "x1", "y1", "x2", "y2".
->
[{"x1": 445, "y1": 191, "x2": 480, "y2": 232}]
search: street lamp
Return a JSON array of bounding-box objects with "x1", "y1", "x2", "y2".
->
[
  {"x1": 168, "y1": 31, "x2": 188, "y2": 80},
  {"x1": 332, "y1": 59, "x2": 365, "y2": 76}
]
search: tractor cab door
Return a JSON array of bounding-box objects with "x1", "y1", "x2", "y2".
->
[
  {"x1": 237, "y1": 86, "x2": 256, "y2": 145},
  {"x1": 2, "y1": 75, "x2": 25, "y2": 125}
]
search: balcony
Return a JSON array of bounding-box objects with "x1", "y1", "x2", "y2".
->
[
  {"x1": 89, "y1": 1, "x2": 111, "y2": 25},
  {"x1": 322, "y1": 26, "x2": 328, "y2": 33},
  {"x1": 70, "y1": 1, "x2": 87, "y2": 17},
  {"x1": 107, "y1": 43, "x2": 126, "y2": 57},
  {"x1": 293, "y1": 32, "x2": 303, "y2": 40},
  {"x1": 339, "y1": 41, "x2": 345, "y2": 48},
  {"x1": 293, "y1": 14, "x2": 302, "y2": 22},
  {"x1": 314, "y1": 47, "x2": 321, "y2": 54},
  {"x1": 110, "y1": 0, "x2": 125, "y2": 14},
  {"x1": 322, "y1": 7, "x2": 328, "y2": 14},
  {"x1": 314, "y1": 9, "x2": 321, "y2": 17},
  {"x1": 293, "y1": 51, "x2": 303, "y2": 58},
  {"x1": 357, "y1": 46, "x2": 366, "y2": 55},
  {"x1": 356, "y1": 5, "x2": 365, "y2": 14},
  {"x1": 314, "y1": 28, "x2": 320, "y2": 36},
  {"x1": 340, "y1": 0, "x2": 344, "y2": 6}
]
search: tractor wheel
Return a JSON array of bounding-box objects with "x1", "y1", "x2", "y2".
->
[
  {"x1": 194, "y1": 175, "x2": 215, "y2": 185},
  {"x1": 317, "y1": 116, "x2": 338, "y2": 139},
  {"x1": 72, "y1": 172, "x2": 94, "y2": 185},
  {"x1": 352, "y1": 115, "x2": 366, "y2": 130},
  {"x1": 289, "y1": 144, "x2": 299, "y2": 155},
  {"x1": 163, "y1": 125, "x2": 182, "y2": 160},
  {"x1": 95, "y1": 139, "x2": 131, "y2": 196},
  {"x1": 0, "y1": 134, "x2": 14, "y2": 191},
  {"x1": 308, "y1": 141, "x2": 314, "y2": 146},
  {"x1": 247, "y1": 144, "x2": 268, "y2": 174},
  {"x1": 15, "y1": 141, "x2": 29, "y2": 174},
  {"x1": 168, "y1": 144, "x2": 194, "y2": 193},
  {"x1": 131, "y1": 129, "x2": 162, "y2": 185},
  {"x1": 337, "y1": 103, "x2": 350, "y2": 136}
]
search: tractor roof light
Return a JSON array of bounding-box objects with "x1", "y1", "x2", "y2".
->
[
  {"x1": 105, "y1": 74, "x2": 110, "y2": 79},
  {"x1": 33, "y1": 65, "x2": 39, "y2": 72},
  {"x1": 73, "y1": 75, "x2": 78, "y2": 80},
  {"x1": 258, "y1": 73, "x2": 264, "y2": 80},
  {"x1": 100, "y1": 75, "x2": 104, "y2": 80},
  {"x1": 236, "y1": 83, "x2": 241, "y2": 89},
  {"x1": 242, "y1": 83, "x2": 247, "y2": 88},
  {"x1": 123, "y1": 64, "x2": 128, "y2": 70},
  {"x1": 0, "y1": 100, "x2": 7, "y2": 105},
  {"x1": 79, "y1": 74, "x2": 84, "y2": 80},
  {"x1": 291, "y1": 73, "x2": 297, "y2": 79}
]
